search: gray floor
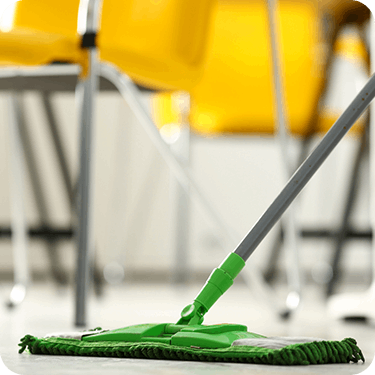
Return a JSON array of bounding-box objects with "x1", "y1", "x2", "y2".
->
[{"x1": 0, "y1": 282, "x2": 374, "y2": 375}]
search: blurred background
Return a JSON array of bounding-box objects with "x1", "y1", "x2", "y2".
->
[
  {"x1": 0, "y1": 0, "x2": 371, "y2": 296},
  {"x1": 0, "y1": 71, "x2": 372, "y2": 289}
]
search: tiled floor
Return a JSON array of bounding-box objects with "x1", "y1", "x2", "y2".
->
[{"x1": 0, "y1": 282, "x2": 374, "y2": 375}]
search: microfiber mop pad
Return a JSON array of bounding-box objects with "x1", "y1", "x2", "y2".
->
[
  {"x1": 18, "y1": 330, "x2": 364, "y2": 365},
  {"x1": 18, "y1": 253, "x2": 365, "y2": 365}
]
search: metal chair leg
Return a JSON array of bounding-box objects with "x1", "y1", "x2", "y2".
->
[
  {"x1": 266, "y1": 0, "x2": 301, "y2": 318},
  {"x1": 41, "y1": 91, "x2": 104, "y2": 297},
  {"x1": 41, "y1": 92, "x2": 75, "y2": 208},
  {"x1": 168, "y1": 93, "x2": 191, "y2": 285},
  {"x1": 6, "y1": 93, "x2": 29, "y2": 308},
  {"x1": 327, "y1": 15, "x2": 375, "y2": 320},
  {"x1": 326, "y1": 120, "x2": 369, "y2": 297},
  {"x1": 171, "y1": 186, "x2": 190, "y2": 285},
  {"x1": 14, "y1": 93, "x2": 68, "y2": 286},
  {"x1": 263, "y1": 136, "x2": 314, "y2": 284},
  {"x1": 75, "y1": 49, "x2": 98, "y2": 327},
  {"x1": 74, "y1": 0, "x2": 102, "y2": 326}
]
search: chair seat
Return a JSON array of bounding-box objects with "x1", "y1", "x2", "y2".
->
[
  {"x1": 0, "y1": 28, "x2": 84, "y2": 68},
  {"x1": 98, "y1": 45, "x2": 204, "y2": 91},
  {"x1": 151, "y1": 92, "x2": 366, "y2": 138}
]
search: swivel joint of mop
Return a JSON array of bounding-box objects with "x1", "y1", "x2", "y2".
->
[{"x1": 177, "y1": 252, "x2": 246, "y2": 325}]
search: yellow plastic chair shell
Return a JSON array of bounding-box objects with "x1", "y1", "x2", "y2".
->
[
  {"x1": 0, "y1": 0, "x2": 85, "y2": 68},
  {"x1": 98, "y1": 0, "x2": 215, "y2": 91},
  {"x1": 151, "y1": 0, "x2": 367, "y2": 137}
]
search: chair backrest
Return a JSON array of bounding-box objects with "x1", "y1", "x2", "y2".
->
[
  {"x1": 152, "y1": 0, "x2": 368, "y2": 137},
  {"x1": 98, "y1": 0, "x2": 215, "y2": 91},
  {"x1": 12, "y1": 0, "x2": 80, "y2": 36}
]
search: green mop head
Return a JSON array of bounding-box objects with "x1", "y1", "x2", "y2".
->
[
  {"x1": 18, "y1": 253, "x2": 365, "y2": 365},
  {"x1": 19, "y1": 326, "x2": 364, "y2": 365}
]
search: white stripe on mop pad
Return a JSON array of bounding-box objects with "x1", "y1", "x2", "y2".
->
[{"x1": 232, "y1": 337, "x2": 325, "y2": 350}]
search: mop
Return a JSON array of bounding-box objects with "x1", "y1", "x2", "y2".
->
[
  {"x1": 18, "y1": 71, "x2": 375, "y2": 365},
  {"x1": 17, "y1": 0, "x2": 373, "y2": 364}
]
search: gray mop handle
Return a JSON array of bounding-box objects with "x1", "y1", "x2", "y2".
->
[{"x1": 235, "y1": 74, "x2": 375, "y2": 261}]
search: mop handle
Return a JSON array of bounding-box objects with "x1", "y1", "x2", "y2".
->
[{"x1": 234, "y1": 74, "x2": 375, "y2": 261}]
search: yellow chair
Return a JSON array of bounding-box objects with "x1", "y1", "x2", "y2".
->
[
  {"x1": 151, "y1": 0, "x2": 327, "y2": 314},
  {"x1": 1, "y1": 0, "x2": 217, "y2": 326},
  {"x1": 152, "y1": 21, "x2": 368, "y2": 136},
  {"x1": 150, "y1": 0, "x2": 370, "y2": 311},
  {"x1": 0, "y1": 0, "x2": 88, "y2": 317},
  {"x1": 152, "y1": 0, "x2": 370, "y2": 134},
  {"x1": 91, "y1": 0, "x2": 216, "y2": 326}
]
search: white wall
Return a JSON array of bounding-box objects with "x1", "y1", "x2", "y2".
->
[{"x1": 0, "y1": 90, "x2": 372, "y2": 286}]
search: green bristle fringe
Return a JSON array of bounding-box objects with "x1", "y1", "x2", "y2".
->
[{"x1": 18, "y1": 335, "x2": 365, "y2": 366}]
